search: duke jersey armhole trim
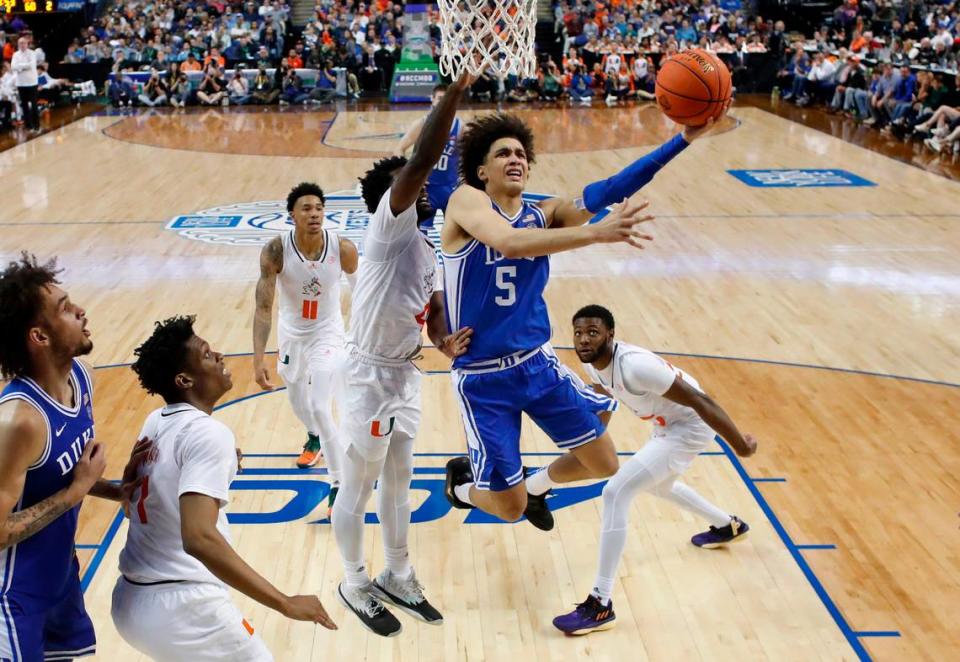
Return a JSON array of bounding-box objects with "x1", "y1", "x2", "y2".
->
[{"x1": 0, "y1": 393, "x2": 52, "y2": 471}]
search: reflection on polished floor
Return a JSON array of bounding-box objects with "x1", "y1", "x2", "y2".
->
[{"x1": 1, "y1": 98, "x2": 958, "y2": 661}]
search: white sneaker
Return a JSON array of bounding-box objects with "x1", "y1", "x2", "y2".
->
[
  {"x1": 924, "y1": 137, "x2": 942, "y2": 153},
  {"x1": 932, "y1": 127, "x2": 946, "y2": 138},
  {"x1": 372, "y1": 570, "x2": 442, "y2": 624}
]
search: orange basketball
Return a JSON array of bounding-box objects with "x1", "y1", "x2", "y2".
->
[{"x1": 655, "y1": 49, "x2": 732, "y2": 126}]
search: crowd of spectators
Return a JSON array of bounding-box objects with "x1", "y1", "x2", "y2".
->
[
  {"x1": 2, "y1": 0, "x2": 959, "y2": 155},
  {"x1": 772, "y1": 0, "x2": 960, "y2": 153}
]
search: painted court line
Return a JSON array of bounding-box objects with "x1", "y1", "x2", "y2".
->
[
  {"x1": 795, "y1": 544, "x2": 838, "y2": 551},
  {"x1": 84, "y1": 362, "x2": 901, "y2": 658}
]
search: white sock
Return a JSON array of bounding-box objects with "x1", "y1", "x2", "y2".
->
[
  {"x1": 592, "y1": 526, "x2": 625, "y2": 606},
  {"x1": 664, "y1": 481, "x2": 731, "y2": 529},
  {"x1": 384, "y1": 546, "x2": 412, "y2": 579},
  {"x1": 454, "y1": 482, "x2": 475, "y2": 505},
  {"x1": 526, "y1": 467, "x2": 557, "y2": 496},
  {"x1": 344, "y1": 560, "x2": 369, "y2": 588},
  {"x1": 590, "y1": 582, "x2": 614, "y2": 606}
]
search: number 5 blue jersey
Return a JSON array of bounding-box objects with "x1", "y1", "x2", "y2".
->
[{"x1": 442, "y1": 198, "x2": 551, "y2": 368}]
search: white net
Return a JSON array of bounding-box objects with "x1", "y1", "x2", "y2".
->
[{"x1": 437, "y1": 0, "x2": 538, "y2": 80}]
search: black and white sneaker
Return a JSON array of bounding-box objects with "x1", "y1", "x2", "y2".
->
[
  {"x1": 337, "y1": 581, "x2": 402, "y2": 637},
  {"x1": 373, "y1": 569, "x2": 443, "y2": 625},
  {"x1": 444, "y1": 457, "x2": 474, "y2": 510},
  {"x1": 523, "y1": 466, "x2": 555, "y2": 531}
]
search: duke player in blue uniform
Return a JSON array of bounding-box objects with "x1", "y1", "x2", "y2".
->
[
  {"x1": 440, "y1": 113, "x2": 722, "y2": 529},
  {"x1": 394, "y1": 85, "x2": 461, "y2": 228},
  {"x1": 0, "y1": 254, "x2": 144, "y2": 662}
]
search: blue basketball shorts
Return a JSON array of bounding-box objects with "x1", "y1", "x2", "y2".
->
[
  {"x1": 451, "y1": 346, "x2": 618, "y2": 492},
  {"x1": 1, "y1": 557, "x2": 95, "y2": 662}
]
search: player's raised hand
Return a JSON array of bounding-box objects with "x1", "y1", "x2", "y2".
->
[
  {"x1": 589, "y1": 198, "x2": 654, "y2": 249},
  {"x1": 281, "y1": 594, "x2": 337, "y2": 629},
  {"x1": 682, "y1": 101, "x2": 730, "y2": 142},
  {"x1": 69, "y1": 441, "x2": 107, "y2": 503},
  {"x1": 119, "y1": 437, "x2": 154, "y2": 513},
  {"x1": 254, "y1": 363, "x2": 274, "y2": 391},
  {"x1": 737, "y1": 434, "x2": 758, "y2": 458},
  {"x1": 438, "y1": 326, "x2": 473, "y2": 359}
]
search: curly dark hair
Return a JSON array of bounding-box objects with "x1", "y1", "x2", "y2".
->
[
  {"x1": 286, "y1": 182, "x2": 326, "y2": 212},
  {"x1": 573, "y1": 304, "x2": 615, "y2": 330},
  {"x1": 458, "y1": 114, "x2": 536, "y2": 191},
  {"x1": 131, "y1": 315, "x2": 196, "y2": 401},
  {"x1": 358, "y1": 155, "x2": 407, "y2": 213},
  {"x1": 0, "y1": 253, "x2": 62, "y2": 380}
]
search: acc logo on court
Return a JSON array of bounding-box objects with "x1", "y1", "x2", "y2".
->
[{"x1": 166, "y1": 191, "x2": 553, "y2": 255}]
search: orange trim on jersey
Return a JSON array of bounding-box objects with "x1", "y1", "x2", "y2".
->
[{"x1": 242, "y1": 618, "x2": 254, "y2": 635}]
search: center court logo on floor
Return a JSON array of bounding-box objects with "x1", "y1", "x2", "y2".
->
[{"x1": 167, "y1": 191, "x2": 552, "y2": 255}]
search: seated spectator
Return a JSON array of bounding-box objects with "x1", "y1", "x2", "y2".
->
[
  {"x1": 197, "y1": 63, "x2": 228, "y2": 105},
  {"x1": 287, "y1": 48, "x2": 304, "y2": 69},
  {"x1": 852, "y1": 70, "x2": 881, "y2": 120},
  {"x1": 567, "y1": 64, "x2": 592, "y2": 105},
  {"x1": 830, "y1": 56, "x2": 866, "y2": 114},
  {"x1": 228, "y1": 68, "x2": 252, "y2": 105},
  {"x1": 251, "y1": 65, "x2": 280, "y2": 104},
  {"x1": 589, "y1": 62, "x2": 606, "y2": 98},
  {"x1": 205, "y1": 47, "x2": 226, "y2": 70},
  {"x1": 308, "y1": 60, "x2": 337, "y2": 103},
  {"x1": 137, "y1": 68, "x2": 169, "y2": 107},
  {"x1": 539, "y1": 60, "x2": 562, "y2": 101},
  {"x1": 279, "y1": 66, "x2": 309, "y2": 105},
  {"x1": 883, "y1": 65, "x2": 918, "y2": 129},
  {"x1": 182, "y1": 53, "x2": 203, "y2": 72},
  {"x1": 109, "y1": 74, "x2": 136, "y2": 108},
  {"x1": 864, "y1": 63, "x2": 900, "y2": 126},
  {"x1": 779, "y1": 46, "x2": 809, "y2": 99},
  {"x1": 605, "y1": 62, "x2": 631, "y2": 104},
  {"x1": 168, "y1": 68, "x2": 192, "y2": 108},
  {"x1": 796, "y1": 51, "x2": 836, "y2": 106}
]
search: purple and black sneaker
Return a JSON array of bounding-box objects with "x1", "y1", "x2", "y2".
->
[
  {"x1": 552, "y1": 594, "x2": 616, "y2": 636},
  {"x1": 691, "y1": 516, "x2": 750, "y2": 549}
]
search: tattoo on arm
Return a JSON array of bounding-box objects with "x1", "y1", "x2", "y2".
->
[
  {"x1": 253, "y1": 238, "x2": 281, "y2": 357},
  {"x1": 1, "y1": 492, "x2": 73, "y2": 550}
]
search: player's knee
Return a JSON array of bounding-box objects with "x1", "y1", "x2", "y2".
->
[
  {"x1": 494, "y1": 490, "x2": 527, "y2": 522},
  {"x1": 594, "y1": 454, "x2": 620, "y2": 479}
]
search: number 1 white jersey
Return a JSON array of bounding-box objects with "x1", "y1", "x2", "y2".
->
[{"x1": 118, "y1": 404, "x2": 238, "y2": 585}]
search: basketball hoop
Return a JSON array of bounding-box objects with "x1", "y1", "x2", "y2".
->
[{"x1": 436, "y1": 0, "x2": 538, "y2": 80}]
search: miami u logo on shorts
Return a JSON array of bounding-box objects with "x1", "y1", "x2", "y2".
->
[{"x1": 370, "y1": 417, "x2": 395, "y2": 438}]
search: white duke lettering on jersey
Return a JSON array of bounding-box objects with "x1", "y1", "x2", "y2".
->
[
  {"x1": 277, "y1": 229, "x2": 344, "y2": 341},
  {"x1": 119, "y1": 404, "x2": 237, "y2": 584}
]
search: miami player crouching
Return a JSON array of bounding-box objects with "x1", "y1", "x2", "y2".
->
[
  {"x1": 552, "y1": 305, "x2": 757, "y2": 636},
  {"x1": 112, "y1": 315, "x2": 335, "y2": 661}
]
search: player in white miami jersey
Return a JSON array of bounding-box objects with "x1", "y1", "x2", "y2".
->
[
  {"x1": 253, "y1": 183, "x2": 358, "y2": 511},
  {"x1": 331, "y1": 70, "x2": 475, "y2": 638},
  {"x1": 113, "y1": 315, "x2": 336, "y2": 661},
  {"x1": 552, "y1": 305, "x2": 757, "y2": 636}
]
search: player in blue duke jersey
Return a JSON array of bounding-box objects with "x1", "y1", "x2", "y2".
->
[
  {"x1": 0, "y1": 254, "x2": 145, "y2": 662},
  {"x1": 441, "y1": 113, "x2": 722, "y2": 530},
  {"x1": 394, "y1": 84, "x2": 461, "y2": 228}
]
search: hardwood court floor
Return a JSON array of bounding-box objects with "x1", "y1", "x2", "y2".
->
[{"x1": 1, "y1": 100, "x2": 958, "y2": 661}]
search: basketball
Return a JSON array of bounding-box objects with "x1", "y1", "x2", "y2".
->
[{"x1": 655, "y1": 49, "x2": 732, "y2": 126}]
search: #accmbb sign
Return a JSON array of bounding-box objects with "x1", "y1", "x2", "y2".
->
[{"x1": 390, "y1": 70, "x2": 441, "y2": 102}]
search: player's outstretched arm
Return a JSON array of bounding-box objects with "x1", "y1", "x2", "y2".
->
[
  {"x1": 450, "y1": 188, "x2": 654, "y2": 258},
  {"x1": 180, "y1": 493, "x2": 337, "y2": 629},
  {"x1": 0, "y1": 404, "x2": 106, "y2": 550},
  {"x1": 661, "y1": 378, "x2": 758, "y2": 458},
  {"x1": 544, "y1": 112, "x2": 727, "y2": 228},
  {"x1": 389, "y1": 70, "x2": 475, "y2": 216},
  {"x1": 393, "y1": 116, "x2": 425, "y2": 157},
  {"x1": 252, "y1": 237, "x2": 282, "y2": 391}
]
